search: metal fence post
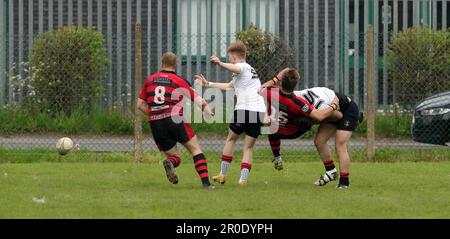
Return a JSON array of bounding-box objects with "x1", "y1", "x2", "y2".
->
[
  {"x1": 134, "y1": 22, "x2": 143, "y2": 162},
  {"x1": 366, "y1": 25, "x2": 375, "y2": 160}
]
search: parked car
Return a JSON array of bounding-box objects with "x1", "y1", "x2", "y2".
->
[{"x1": 412, "y1": 91, "x2": 450, "y2": 146}]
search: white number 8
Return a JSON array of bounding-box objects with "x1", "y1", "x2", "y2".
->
[{"x1": 154, "y1": 86, "x2": 166, "y2": 104}]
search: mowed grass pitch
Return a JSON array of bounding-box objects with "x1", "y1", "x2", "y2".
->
[{"x1": 1, "y1": 159, "x2": 450, "y2": 218}]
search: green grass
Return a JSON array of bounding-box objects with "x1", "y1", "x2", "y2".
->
[
  {"x1": 0, "y1": 160, "x2": 449, "y2": 218},
  {"x1": 0, "y1": 106, "x2": 413, "y2": 137},
  {"x1": 1, "y1": 147, "x2": 449, "y2": 164}
]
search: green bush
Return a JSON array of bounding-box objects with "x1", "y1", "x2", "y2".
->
[
  {"x1": 0, "y1": 104, "x2": 414, "y2": 138},
  {"x1": 236, "y1": 23, "x2": 296, "y2": 82},
  {"x1": 386, "y1": 28, "x2": 450, "y2": 106},
  {"x1": 0, "y1": 105, "x2": 133, "y2": 135},
  {"x1": 29, "y1": 26, "x2": 109, "y2": 114}
]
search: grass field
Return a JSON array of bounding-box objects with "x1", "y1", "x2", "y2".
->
[{"x1": 1, "y1": 153, "x2": 450, "y2": 218}]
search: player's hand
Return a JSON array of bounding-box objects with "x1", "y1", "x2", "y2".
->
[
  {"x1": 202, "y1": 103, "x2": 215, "y2": 120},
  {"x1": 331, "y1": 96, "x2": 340, "y2": 111},
  {"x1": 210, "y1": 55, "x2": 221, "y2": 64},
  {"x1": 201, "y1": 99, "x2": 214, "y2": 114},
  {"x1": 332, "y1": 96, "x2": 339, "y2": 106},
  {"x1": 203, "y1": 108, "x2": 215, "y2": 118},
  {"x1": 263, "y1": 115, "x2": 271, "y2": 126},
  {"x1": 261, "y1": 81, "x2": 272, "y2": 88},
  {"x1": 194, "y1": 74, "x2": 208, "y2": 86}
]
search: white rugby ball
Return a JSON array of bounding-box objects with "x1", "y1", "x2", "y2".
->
[{"x1": 56, "y1": 137, "x2": 74, "y2": 155}]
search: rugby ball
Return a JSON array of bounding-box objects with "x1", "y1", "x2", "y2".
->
[{"x1": 56, "y1": 137, "x2": 73, "y2": 155}]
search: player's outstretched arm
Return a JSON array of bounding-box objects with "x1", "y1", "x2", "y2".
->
[
  {"x1": 260, "y1": 68, "x2": 290, "y2": 89},
  {"x1": 309, "y1": 97, "x2": 340, "y2": 123},
  {"x1": 210, "y1": 55, "x2": 241, "y2": 74},
  {"x1": 194, "y1": 74, "x2": 234, "y2": 91},
  {"x1": 326, "y1": 110, "x2": 343, "y2": 122},
  {"x1": 136, "y1": 98, "x2": 149, "y2": 116},
  {"x1": 190, "y1": 96, "x2": 214, "y2": 118},
  {"x1": 174, "y1": 77, "x2": 214, "y2": 117},
  {"x1": 260, "y1": 76, "x2": 278, "y2": 90},
  {"x1": 201, "y1": 99, "x2": 215, "y2": 118}
]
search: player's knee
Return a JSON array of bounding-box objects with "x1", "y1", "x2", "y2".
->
[
  {"x1": 314, "y1": 137, "x2": 326, "y2": 148},
  {"x1": 243, "y1": 143, "x2": 254, "y2": 151},
  {"x1": 335, "y1": 141, "x2": 347, "y2": 153},
  {"x1": 227, "y1": 134, "x2": 239, "y2": 143}
]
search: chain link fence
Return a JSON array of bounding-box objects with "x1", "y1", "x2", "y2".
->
[
  {"x1": 0, "y1": 24, "x2": 448, "y2": 163},
  {"x1": 383, "y1": 28, "x2": 449, "y2": 147}
]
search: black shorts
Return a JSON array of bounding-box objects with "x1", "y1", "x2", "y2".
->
[
  {"x1": 229, "y1": 110, "x2": 264, "y2": 138},
  {"x1": 333, "y1": 101, "x2": 360, "y2": 131},
  {"x1": 149, "y1": 116, "x2": 196, "y2": 152}
]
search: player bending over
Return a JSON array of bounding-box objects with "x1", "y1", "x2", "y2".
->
[
  {"x1": 195, "y1": 41, "x2": 266, "y2": 186},
  {"x1": 259, "y1": 68, "x2": 342, "y2": 171},
  {"x1": 137, "y1": 52, "x2": 214, "y2": 189},
  {"x1": 294, "y1": 86, "x2": 362, "y2": 189}
]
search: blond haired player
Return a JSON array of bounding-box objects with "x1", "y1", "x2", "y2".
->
[{"x1": 195, "y1": 41, "x2": 265, "y2": 186}]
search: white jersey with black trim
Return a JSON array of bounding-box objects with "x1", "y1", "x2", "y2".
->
[
  {"x1": 294, "y1": 87, "x2": 336, "y2": 110},
  {"x1": 232, "y1": 62, "x2": 266, "y2": 113}
]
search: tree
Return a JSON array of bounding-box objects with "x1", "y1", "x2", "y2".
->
[
  {"x1": 386, "y1": 27, "x2": 450, "y2": 106},
  {"x1": 236, "y1": 23, "x2": 296, "y2": 83}
]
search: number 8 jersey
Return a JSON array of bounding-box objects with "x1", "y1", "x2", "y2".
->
[{"x1": 139, "y1": 70, "x2": 201, "y2": 122}]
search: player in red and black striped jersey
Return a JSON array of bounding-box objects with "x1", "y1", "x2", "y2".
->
[
  {"x1": 258, "y1": 68, "x2": 343, "y2": 170},
  {"x1": 259, "y1": 84, "x2": 314, "y2": 136},
  {"x1": 137, "y1": 52, "x2": 214, "y2": 189},
  {"x1": 262, "y1": 68, "x2": 362, "y2": 189}
]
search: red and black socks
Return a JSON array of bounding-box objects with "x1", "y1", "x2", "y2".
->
[
  {"x1": 269, "y1": 138, "x2": 281, "y2": 158},
  {"x1": 193, "y1": 153, "x2": 211, "y2": 185},
  {"x1": 339, "y1": 172, "x2": 350, "y2": 186},
  {"x1": 167, "y1": 155, "x2": 181, "y2": 168},
  {"x1": 323, "y1": 160, "x2": 336, "y2": 172}
]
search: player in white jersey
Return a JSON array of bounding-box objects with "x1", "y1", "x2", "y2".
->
[
  {"x1": 292, "y1": 87, "x2": 362, "y2": 189},
  {"x1": 294, "y1": 87, "x2": 336, "y2": 110},
  {"x1": 195, "y1": 41, "x2": 266, "y2": 186}
]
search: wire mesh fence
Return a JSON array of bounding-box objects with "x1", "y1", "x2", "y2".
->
[
  {"x1": 0, "y1": 24, "x2": 448, "y2": 163},
  {"x1": 382, "y1": 28, "x2": 449, "y2": 147}
]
